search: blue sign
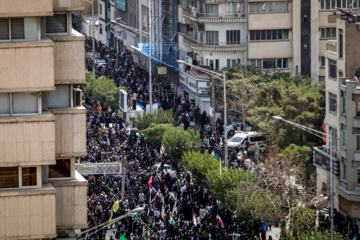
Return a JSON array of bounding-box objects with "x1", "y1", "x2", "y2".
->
[{"x1": 117, "y1": 0, "x2": 126, "y2": 12}]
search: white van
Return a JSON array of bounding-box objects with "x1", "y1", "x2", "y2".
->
[{"x1": 227, "y1": 131, "x2": 266, "y2": 150}]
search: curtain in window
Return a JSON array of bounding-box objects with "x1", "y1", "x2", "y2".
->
[
  {"x1": 11, "y1": 18, "x2": 24, "y2": 39},
  {"x1": 0, "y1": 19, "x2": 9, "y2": 40}
]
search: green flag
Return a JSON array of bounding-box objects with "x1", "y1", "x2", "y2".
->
[
  {"x1": 119, "y1": 234, "x2": 126, "y2": 240},
  {"x1": 214, "y1": 149, "x2": 220, "y2": 159},
  {"x1": 131, "y1": 213, "x2": 139, "y2": 216}
]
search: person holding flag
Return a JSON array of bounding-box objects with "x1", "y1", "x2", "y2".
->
[
  {"x1": 216, "y1": 214, "x2": 225, "y2": 228},
  {"x1": 108, "y1": 199, "x2": 119, "y2": 228}
]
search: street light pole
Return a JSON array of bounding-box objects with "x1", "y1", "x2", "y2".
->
[
  {"x1": 92, "y1": 0, "x2": 96, "y2": 81},
  {"x1": 148, "y1": 0, "x2": 153, "y2": 114},
  {"x1": 223, "y1": 71, "x2": 228, "y2": 170},
  {"x1": 272, "y1": 116, "x2": 335, "y2": 240}
]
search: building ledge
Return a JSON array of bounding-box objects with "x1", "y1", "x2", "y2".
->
[
  {"x1": 48, "y1": 29, "x2": 85, "y2": 42},
  {"x1": 0, "y1": 183, "x2": 56, "y2": 197},
  {"x1": 0, "y1": 39, "x2": 54, "y2": 49},
  {"x1": 336, "y1": 184, "x2": 360, "y2": 202},
  {"x1": 49, "y1": 106, "x2": 87, "y2": 115},
  {"x1": 50, "y1": 171, "x2": 88, "y2": 187},
  {"x1": 0, "y1": 111, "x2": 55, "y2": 123}
]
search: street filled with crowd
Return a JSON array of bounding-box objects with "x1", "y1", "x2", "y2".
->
[{"x1": 79, "y1": 37, "x2": 257, "y2": 240}]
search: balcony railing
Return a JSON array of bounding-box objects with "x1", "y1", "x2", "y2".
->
[
  {"x1": 326, "y1": 40, "x2": 337, "y2": 53},
  {"x1": 197, "y1": 12, "x2": 219, "y2": 18},
  {"x1": 182, "y1": 34, "x2": 246, "y2": 51}
]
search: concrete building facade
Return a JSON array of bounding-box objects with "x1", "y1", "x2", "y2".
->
[
  {"x1": 314, "y1": 11, "x2": 360, "y2": 229},
  {"x1": 0, "y1": 0, "x2": 88, "y2": 239}
]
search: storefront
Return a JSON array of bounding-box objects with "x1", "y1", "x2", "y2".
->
[
  {"x1": 179, "y1": 71, "x2": 211, "y2": 113},
  {"x1": 110, "y1": 25, "x2": 137, "y2": 61}
]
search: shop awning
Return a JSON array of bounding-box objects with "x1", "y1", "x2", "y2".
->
[{"x1": 131, "y1": 42, "x2": 179, "y2": 71}]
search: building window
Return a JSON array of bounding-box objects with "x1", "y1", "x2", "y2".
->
[
  {"x1": 226, "y1": 30, "x2": 241, "y2": 44},
  {"x1": 329, "y1": 93, "x2": 337, "y2": 113},
  {"x1": 320, "y1": 56, "x2": 325, "y2": 68},
  {"x1": 206, "y1": 4, "x2": 219, "y2": 17},
  {"x1": 250, "y1": 29, "x2": 289, "y2": 41},
  {"x1": 341, "y1": 90, "x2": 346, "y2": 113},
  {"x1": 319, "y1": 76, "x2": 325, "y2": 83},
  {"x1": 46, "y1": 14, "x2": 67, "y2": 34},
  {"x1": 320, "y1": 28, "x2": 336, "y2": 38},
  {"x1": 0, "y1": 18, "x2": 38, "y2": 41},
  {"x1": 250, "y1": 58, "x2": 288, "y2": 69},
  {"x1": 357, "y1": 135, "x2": 360, "y2": 150},
  {"x1": 226, "y1": 3, "x2": 243, "y2": 16},
  {"x1": 249, "y1": 2, "x2": 288, "y2": 12},
  {"x1": 206, "y1": 31, "x2": 219, "y2": 45},
  {"x1": 0, "y1": 92, "x2": 39, "y2": 115},
  {"x1": 330, "y1": 126, "x2": 337, "y2": 148},
  {"x1": 99, "y1": 3, "x2": 103, "y2": 15},
  {"x1": 341, "y1": 124, "x2": 347, "y2": 146},
  {"x1": 320, "y1": 0, "x2": 336, "y2": 9},
  {"x1": 47, "y1": 85, "x2": 71, "y2": 108},
  {"x1": 358, "y1": 169, "x2": 360, "y2": 184},
  {"x1": 339, "y1": 28, "x2": 343, "y2": 58},
  {"x1": 0, "y1": 167, "x2": 38, "y2": 189},
  {"x1": 329, "y1": 60, "x2": 337, "y2": 79},
  {"x1": 49, "y1": 159, "x2": 71, "y2": 179}
]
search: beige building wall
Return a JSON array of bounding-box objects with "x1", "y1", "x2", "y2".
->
[
  {"x1": 52, "y1": 108, "x2": 87, "y2": 158},
  {"x1": 0, "y1": 184, "x2": 57, "y2": 239},
  {"x1": 53, "y1": 0, "x2": 86, "y2": 12},
  {"x1": 0, "y1": 0, "x2": 54, "y2": 17},
  {"x1": 0, "y1": 114, "x2": 56, "y2": 167},
  {"x1": 0, "y1": 40, "x2": 55, "y2": 93}
]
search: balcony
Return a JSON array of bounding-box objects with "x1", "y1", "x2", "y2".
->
[
  {"x1": 0, "y1": 184, "x2": 56, "y2": 239},
  {"x1": 354, "y1": 117, "x2": 360, "y2": 128},
  {"x1": 51, "y1": 171, "x2": 88, "y2": 230},
  {"x1": 180, "y1": 33, "x2": 246, "y2": 52},
  {"x1": 178, "y1": 5, "x2": 246, "y2": 23},
  {"x1": 49, "y1": 30, "x2": 86, "y2": 85},
  {"x1": 326, "y1": 40, "x2": 337, "y2": 53},
  {"x1": 0, "y1": 40, "x2": 55, "y2": 93},
  {"x1": 0, "y1": 0, "x2": 53, "y2": 17},
  {"x1": 50, "y1": 107, "x2": 87, "y2": 158},
  {"x1": 0, "y1": 113, "x2": 56, "y2": 167},
  {"x1": 53, "y1": 0, "x2": 85, "y2": 12}
]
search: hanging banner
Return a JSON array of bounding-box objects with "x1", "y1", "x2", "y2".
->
[{"x1": 75, "y1": 163, "x2": 122, "y2": 175}]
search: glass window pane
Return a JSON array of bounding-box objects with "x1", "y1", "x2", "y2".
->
[
  {"x1": 11, "y1": 18, "x2": 25, "y2": 39},
  {"x1": 261, "y1": 30, "x2": 266, "y2": 40},
  {"x1": 24, "y1": 18, "x2": 37, "y2": 40},
  {"x1": 49, "y1": 159, "x2": 71, "y2": 178},
  {"x1": 272, "y1": 30, "x2": 277, "y2": 40},
  {"x1": 277, "y1": 59, "x2": 282, "y2": 68},
  {"x1": 47, "y1": 85, "x2": 71, "y2": 108},
  {"x1": 263, "y1": 59, "x2": 276, "y2": 68},
  {"x1": 46, "y1": 14, "x2": 67, "y2": 33},
  {"x1": 0, "y1": 19, "x2": 10, "y2": 40},
  {"x1": 12, "y1": 93, "x2": 38, "y2": 114},
  {"x1": 0, "y1": 93, "x2": 10, "y2": 114},
  {"x1": 22, "y1": 167, "x2": 37, "y2": 186},
  {"x1": 267, "y1": 30, "x2": 272, "y2": 40},
  {"x1": 0, "y1": 167, "x2": 19, "y2": 188}
]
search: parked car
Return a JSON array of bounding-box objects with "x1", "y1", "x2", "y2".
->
[
  {"x1": 120, "y1": 127, "x2": 140, "y2": 138},
  {"x1": 152, "y1": 163, "x2": 177, "y2": 179},
  {"x1": 227, "y1": 131, "x2": 266, "y2": 150},
  {"x1": 226, "y1": 122, "x2": 251, "y2": 136}
]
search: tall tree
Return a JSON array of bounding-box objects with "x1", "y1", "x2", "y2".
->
[{"x1": 133, "y1": 108, "x2": 176, "y2": 131}]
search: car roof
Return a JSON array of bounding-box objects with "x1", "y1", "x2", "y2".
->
[{"x1": 232, "y1": 131, "x2": 262, "y2": 137}]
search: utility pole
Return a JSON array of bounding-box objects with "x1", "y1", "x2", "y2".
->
[
  {"x1": 148, "y1": 0, "x2": 153, "y2": 114},
  {"x1": 92, "y1": 0, "x2": 96, "y2": 82},
  {"x1": 121, "y1": 161, "x2": 125, "y2": 200}
]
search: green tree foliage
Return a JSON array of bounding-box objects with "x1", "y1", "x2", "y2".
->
[
  {"x1": 181, "y1": 151, "x2": 220, "y2": 182},
  {"x1": 278, "y1": 144, "x2": 314, "y2": 187},
  {"x1": 162, "y1": 127, "x2": 202, "y2": 162},
  {"x1": 280, "y1": 206, "x2": 316, "y2": 240},
  {"x1": 298, "y1": 228, "x2": 351, "y2": 240},
  {"x1": 248, "y1": 76, "x2": 325, "y2": 149},
  {"x1": 227, "y1": 182, "x2": 282, "y2": 231},
  {"x1": 84, "y1": 72, "x2": 120, "y2": 109},
  {"x1": 205, "y1": 169, "x2": 256, "y2": 203},
  {"x1": 133, "y1": 108, "x2": 175, "y2": 131},
  {"x1": 141, "y1": 124, "x2": 174, "y2": 150}
]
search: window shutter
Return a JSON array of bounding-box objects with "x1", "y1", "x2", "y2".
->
[
  {"x1": 0, "y1": 19, "x2": 9, "y2": 40},
  {"x1": 46, "y1": 14, "x2": 67, "y2": 33},
  {"x1": 11, "y1": 18, "x2": 24, "y2": 39}
]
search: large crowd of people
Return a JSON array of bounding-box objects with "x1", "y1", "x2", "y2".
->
[
  {"x1": 80, "y1": 37, "x2": 257, "y2": 240},
  {"x1": 80, "y1": 37, "x2": 360, "y2": 240}
]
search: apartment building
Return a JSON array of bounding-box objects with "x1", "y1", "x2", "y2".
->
[
  {"x1": 0, "y1": 1, "x2": 88, "y2": 239},
  {"x1": 177, "y1": 0, "x2": 246, "y2": 111},
  {"x1": 313, "y1": 11, "x2": 360, "y2": 229},
  {"x1": 98, "y1": 0, "x2": 116, "y2": 46}
]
